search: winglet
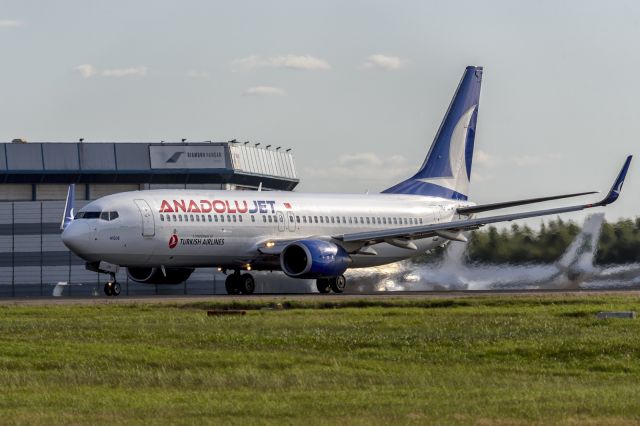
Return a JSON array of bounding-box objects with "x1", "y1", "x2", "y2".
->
[
  {"x1": 598, "y1": 155, "x2": 632, "y2": 206},
  {"x1": 60, "y1": 184, "x2": 75, "y2": 231}
]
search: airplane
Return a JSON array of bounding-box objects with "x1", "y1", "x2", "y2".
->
[{"x1": 60, "y1": 66, "x2": 633, "y2": 296}]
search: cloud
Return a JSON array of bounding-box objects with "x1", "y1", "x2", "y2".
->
[
  {"x1": 362, "y1": 54, "x2": 406, "y2": 70},
  {"x1": 232, "y1": 54, "x2": 330, "y2": 71},
  {"x1": 101, "y1": 66, "x2": 147, "y2": 77},
  {"x1": 0, "y1": 20, "x2": 23, "y2": 28},
  {"x1": 74, "y1": 64, "x2": 98, "y2": 78},
  {"x1": 474, "y1": 150, "x2": 496, "y2": 167},
  {"x1": 244, "y1": 86, "x2": 286, "y2": 96},
  {"x1": 186, "y1": 70, "x2": 210, "y2": 78},
  {"x1": 74, "y1": 64, "x2": 147, "y2": 78}
]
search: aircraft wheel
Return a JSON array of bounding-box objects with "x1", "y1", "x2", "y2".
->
[
  {"x1": 111, "y1": 282, "x2": 121, "y2": 296},
  {"x1": 239, "y1": 273, "x2": 255, "y2": 295},
  {"x1": 316, "y1": 279, "x2": 331, "y2": 294},
  {"x1": 104, "y1": 282, "x2": 113, "y2": 296},
  {"x1": 225, "y1": 275, "x2": 241, "y2": 295},
  {"x1": 330, "y1": 275, "x2": 346, "y2": 294}
]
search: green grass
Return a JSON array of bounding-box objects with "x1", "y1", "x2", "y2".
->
[{"x1": 1, "y1": 295, "x2": 640, "y2": 425}]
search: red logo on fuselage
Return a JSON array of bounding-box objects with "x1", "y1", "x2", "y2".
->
[
  {"x1": 159, "y1": 199, "x2": 281, "y2": 215},
  {"x1": 168, "y1": 234, "x2": 178, "y2": 249}
]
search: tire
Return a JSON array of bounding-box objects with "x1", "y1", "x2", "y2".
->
[
  {"x1": 112, "y1": 282, "x2": 121, "y2": 296},
  {"x1": 316, "y1": 279, "x2": 331, "y2": 294},
  {"x1": 104, "y1": 282, "x2": 113, "y2": 296},
  {"x1": 225, "y1": 275, "x2": 240, "y2": 295},
  {"x1": 330, "y1": 275, "x2": 346, "y2": 294},
  {"x1": 239, "y1": 274, "x2": 255, "y2": 295}
]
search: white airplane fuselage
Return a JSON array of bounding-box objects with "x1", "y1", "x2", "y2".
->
[{"x1": 63, "y1": 190, "x2": 472, "y2": 270}]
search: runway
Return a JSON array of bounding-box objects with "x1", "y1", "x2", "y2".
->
[{"x1": 2, "y1": 288, "x2": 640, "y2": 306}]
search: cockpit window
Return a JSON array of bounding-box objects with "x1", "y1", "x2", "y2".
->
[
  {"x1": 75, "y1": 211, "x2": 119, "y2": 221},
  {"x1": 77, "y1": 211, "x2": 100, "y2": 219}
]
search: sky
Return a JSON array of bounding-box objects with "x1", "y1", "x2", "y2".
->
[{"x1": 1, "y1": 0, "x2": 639, "y2": 226}]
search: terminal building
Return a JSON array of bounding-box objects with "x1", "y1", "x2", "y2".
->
[{"x1": 0, "y1": 140, "x2": 305, "y2": 297}]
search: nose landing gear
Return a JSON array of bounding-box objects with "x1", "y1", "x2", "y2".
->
[
  {"x1": 104, "y1": 274, "x2": 121, "y2": 297},
  {"x1": 224, "y1": 271, "x2": 256, "y2": 295}
]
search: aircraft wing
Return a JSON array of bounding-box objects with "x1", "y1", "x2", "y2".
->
[{"x1": 336, "y1": 156, "x2": 632, "y2": 248}]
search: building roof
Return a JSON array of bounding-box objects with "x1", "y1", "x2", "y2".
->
[{"x1": 0, "y1": 142, "x2": 298, "y2": 190}]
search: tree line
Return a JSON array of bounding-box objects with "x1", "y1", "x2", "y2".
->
[{"x1": 464, "y1": 217, "x2": 640, "y2": 265}]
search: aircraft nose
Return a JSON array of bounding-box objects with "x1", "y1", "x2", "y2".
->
[{"x1": 62, "y1": 221, "x2": 91, "y2": 255}]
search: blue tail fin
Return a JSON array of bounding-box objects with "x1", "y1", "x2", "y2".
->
[{"x1": 382, "y1": 66, "x2": 483, "y2": 200}]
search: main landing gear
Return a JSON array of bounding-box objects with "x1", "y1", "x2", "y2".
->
[
  {"x1": 316, "y1": 275, "x2": 347, "y2": 294},
  {"x1": 225, "y1": 271, "x2": 256, "y2": 295},
  {"x1": 104, "y1": 273, "x2": 121, "y2": 296}
]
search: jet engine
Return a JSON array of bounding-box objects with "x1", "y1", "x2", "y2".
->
[
  {"x1": 127, "y1": 267, "x2": 194, "y2": 285},
  {"x1": 280, "y1": 240, "x2": 351, "y2": 278}
]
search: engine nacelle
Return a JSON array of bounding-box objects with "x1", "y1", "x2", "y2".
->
[
  {"x1": 127, "y1": 267, "x2": 194, "y2": 285},
  {"x1": 280, "y1": 240, "x2": 351, "y2": 278}
]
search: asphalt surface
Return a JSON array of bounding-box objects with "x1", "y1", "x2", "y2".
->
[{"x1": 1, "y1": 289, "x2": 639, "y2": 306}]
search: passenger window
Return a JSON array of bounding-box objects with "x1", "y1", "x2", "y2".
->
[
  {"x1": 214, "y1": 215, "x2": 219, "y2": 222},
  {"x1": 208, "y1": 215, "x2": 212, "y2": 222},
  {"x1": 419, "y1": 218, "x2": 423, "y2": 224},
  {"x1": 382, "y1": 217, "x2": 386, "y2": 225},
  {"x1": 296, "y1": 216, "x2": 301, "y2": 223},
  {"x1": 348, "y1": 217, "x2": 352, "y2": 224},
  {"x1": 320, "y1": 216, "x2": 324, "y2": 224},
  {"x1": 196, "y1": 215, "x2": 200, "y2": 222},
  {"x1": 160, "y1": 214, "x2": 165, "y2": 222},
  {"x1": 303, "y1": 216, "x2": 307, "y2": 224},
  {"x1": 331, "y1": 217, "x2": 335, "y2": 224},
  {"x1": 262, "y1": 215, "x2": 266, "y2": 222},
  {"x1": 251, "y1": 215, "x2": 255, "y2": 222},
  {"x1": 268, "y1": 216, "x2": 272, "y2": 223},
  {"x1": 166, "y1": 215, "x2": 171, "y2": 222},
  {"x1": 220, "y1": 215, "x2": 225, "y2": 222},
  {"x1": 403, "y1": 218, "x2": 408, "y2": 224},
  {"x1": 227, "y1": 215, "x2": 231, "y2": 222},
  {"x1": 234, "y1": 215, "x2": 238, "y2": 222},
  {"x1": 366, "y1": 217, "x2": 370, "y2": 224},
  {"x1": 336, "y1": 217, "x2": 340, "y2": 224},
  {"x1": 377, "y1": 217, "x2": 381, "y2": 225}
]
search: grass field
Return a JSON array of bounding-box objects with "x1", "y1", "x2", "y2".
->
[{"x1": 1, "y1": 295, "x2": 640, "y2": 425}]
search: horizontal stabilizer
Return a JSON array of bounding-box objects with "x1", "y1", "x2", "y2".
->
[{"x1": 457, "y1": 191, "x2": 598, "y2": 215}]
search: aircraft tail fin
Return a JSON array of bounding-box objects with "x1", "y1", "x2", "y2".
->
[
  {"x1": 556, "y1": 213, "x2": 605, "y2": 274},
  {"x1": 382, "y1": 66, "x2": 483, "y2": 200},
  {"x1": 60, "y1": 184, "x2": 75, "y2": 231}
]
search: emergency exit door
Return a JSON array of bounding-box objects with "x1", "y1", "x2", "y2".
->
[{"x1": 134, "y1": 199, "x2": 155, "y2": 237}]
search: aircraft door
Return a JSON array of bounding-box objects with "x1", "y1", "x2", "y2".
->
[
  {"x1": 276, "y1": 211, "x2": 285, "y2": 232},
  {"x1": 286, "y1": 210, "x2": 296, "y2": 232},
  {"x1": 134, "y1": 199, "x2": 156, "y2": 237}
]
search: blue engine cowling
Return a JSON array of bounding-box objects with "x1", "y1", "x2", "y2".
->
[{"x1": 280, "y1": 240, "x2": 351, "y2": 278}]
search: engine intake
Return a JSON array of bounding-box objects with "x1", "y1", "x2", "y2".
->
[
  {"x1": 280, "y1": 240, "x2": 351, "y2": 278},
  {"x1": 127, "y1": 267, "x2": 194, "y2": 285}
]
